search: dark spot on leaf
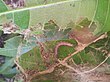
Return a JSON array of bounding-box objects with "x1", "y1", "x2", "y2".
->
[
  {"x1": 29, "y1": 54, "x2": 32, "y2": 56},
  {"x1": 0, "y1": 55, "x2": 5, "y2": 65},
  {"x1": 70, "y1": 3, "x2": 75, "y2": 7},
  {"x1": 0, "y1": 37, "x2": 5, "y2": 48},
  {"x1": 12, "y1": 64, "x2": 17, "y2": 68}
]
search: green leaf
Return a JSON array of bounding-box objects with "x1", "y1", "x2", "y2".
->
[
  {"x1": 0, "y1": 0, "x2": 96, "y2": 31},
  {"x1": 14, "y1": 10, "x2": 30, "y2": 29},
  {"x1": 19, "y1": 39, "x2": 76, "y2": 71},
  {"x1": 28, "y1": 0, "x2": 96, "y2": 29},
  {"x1": 0, "y1": 0, "x2": 8, "y2": 13},
  {"x1": 25, "y1": 0, "x2": 66, "y2": 7},
  {"x1": 0, "y1": 15, "x2": 9, "y2": 25},
  {"x1": 94, "y1": 0, "x2": 110, "y2": 34},
  {"x1": 19, "y1": 47, "x2": 46, "y2": 71},
  {"x1": 2, "y1": 68, "x2": 19, "y2": 77},
  {"x1": 0, "y1": 1, "x2": 110, "y2": 80},
  {"x1": 1, "y1": 0, "x2": 110, "y2": 35},
  {"x1": 0, "y1": 36, "x2": 36, "y2": 57},
  {"x1": 0, "y1": 58, "x2": 14, "y2": 73}
]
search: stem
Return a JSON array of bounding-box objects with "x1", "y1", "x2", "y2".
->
[{"x1": 29, "y1": 63, "x2": 60, "y2": 81}]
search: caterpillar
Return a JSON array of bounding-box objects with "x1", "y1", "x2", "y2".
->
[{"x1": 54, "y1": 42, "x2": 73, "y2": 56}]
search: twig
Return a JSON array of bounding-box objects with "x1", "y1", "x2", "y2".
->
[
  {"x1": 58, "y1": 59, "x2": 80, "y2": 74},
  {"x1": 69, "y1": 58, "x2": 78, "y2": 66},
  {"x1": 14, "y1": 57, "x2": 28, "y2": 79},
  {"x1": 63, "y1": 49, "x2": 83, "y2": 62}
]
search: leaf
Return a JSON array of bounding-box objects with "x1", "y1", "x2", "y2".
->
[
  {"x1": 0, "y1": 57, "x2": 19, "y2": 78},
  {"x1": 94, "y1": 0, "x2": 110, "y2": 34},
  {"x1": 1, "y1": 0, "x2": 110, "y2": 36},
  {"x1": 19, "y1": 47, "x2": 46, "y2": 71},
  {"x1": 0, "y1": 0, "x2": 110, "y2": 81},
  {"x1": 0, "y1": 36, "x2": 36, "y2": 57},
  {"x1": 2, "y1": 67, "x2": 19, "y2": 77},
  {"x1": 28, "y1": 0, "x2": 96, "y2": 29},
  {"x1": 31, "y1": 21, "x2": 71, "y2": 43},
  {"x1": 42, "y1": 21, "x2": 69, "y2": 41},
  {"x1": 25, "y1": 0, "x2": 66, "y2": 7},
  {"x1": 0, "y1": 0, "x2": 8, "y2": 13},
  {"x1": 14, "y1": 10, "x2": 30, "y2": 29},
  {"x1": 0, "y1": 0, "x2": 110, "y2": 36},
  {"x1": 0, "y1": 0, "x2": 96, "y2": 30},
  {"x1": 19, "y1": 39, "x2": 76, "y2": 71},
  {"x1": 0, "y1": 58, "x2": 14, "y2": 73}
]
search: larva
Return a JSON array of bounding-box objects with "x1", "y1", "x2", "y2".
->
[{"x1": 54, "y1": 42, "x2": 73, "y2": 56}]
